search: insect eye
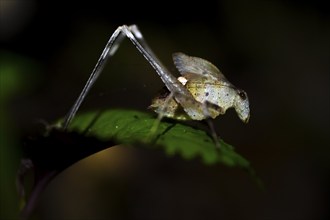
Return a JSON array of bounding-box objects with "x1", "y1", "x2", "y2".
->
[{"x1": 238, "y1": 91, "x2": 246, "y2": 100}]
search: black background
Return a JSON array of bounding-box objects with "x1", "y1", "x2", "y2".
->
[{"x1": 1, "y1": 0, "x2": 329, "y2": 219}]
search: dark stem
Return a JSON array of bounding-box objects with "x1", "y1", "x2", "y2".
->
[{"x1": 20, "y1": 170, "x2": 58, "y2": 220}]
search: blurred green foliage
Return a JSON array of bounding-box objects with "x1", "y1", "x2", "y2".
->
[{"x1": 0, "y1": 51, "x2": 39, "y2": 220}]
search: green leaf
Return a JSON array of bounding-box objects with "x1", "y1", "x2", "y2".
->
[{"x1": 64, "y1": 108, "x2": 251, "y2": 169}]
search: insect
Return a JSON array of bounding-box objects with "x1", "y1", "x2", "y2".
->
[
  {"x1": 62, "y1": 24, "x2": 250, "y2": 147},
  {"x1": 149, "y1": 52, "x2": 250, "y2": 123},
  {"x1": 17, "y1": 25, "x2": 250, "y2": 219}
]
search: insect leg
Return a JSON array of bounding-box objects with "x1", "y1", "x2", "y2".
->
[
  {"x1": 63, "y1": 25, "x2": 209, "y2": 129},
  {"x1": 148, "y1": 91, "x2": 176, "y2": 140},
  {"x1": 122, "y1": 26, "x2": 191, "y2": 95},
  {"x1": 63, "y1": 24, "x2": 191, "y2": 129},
  {"x1": 62, "y1": 26, "x2": 128, "y2": 129},
  {"x1": 202, "y1": 101, "x2": 223, "y2": 149},
  {"x1": 206, "y1": 118, "x2": 221, "y2": 149},
  {"x1": 122, "y1": 26, "x2": 210, "y2": 120}
]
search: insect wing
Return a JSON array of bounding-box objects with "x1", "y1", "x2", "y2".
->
[{"x1": 172, "y1": 52, "x2": 227, "y2": 82}]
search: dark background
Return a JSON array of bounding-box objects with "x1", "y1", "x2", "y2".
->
[{"x1": 1, "y1": 0, "x2": 329, "y2": 219}]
